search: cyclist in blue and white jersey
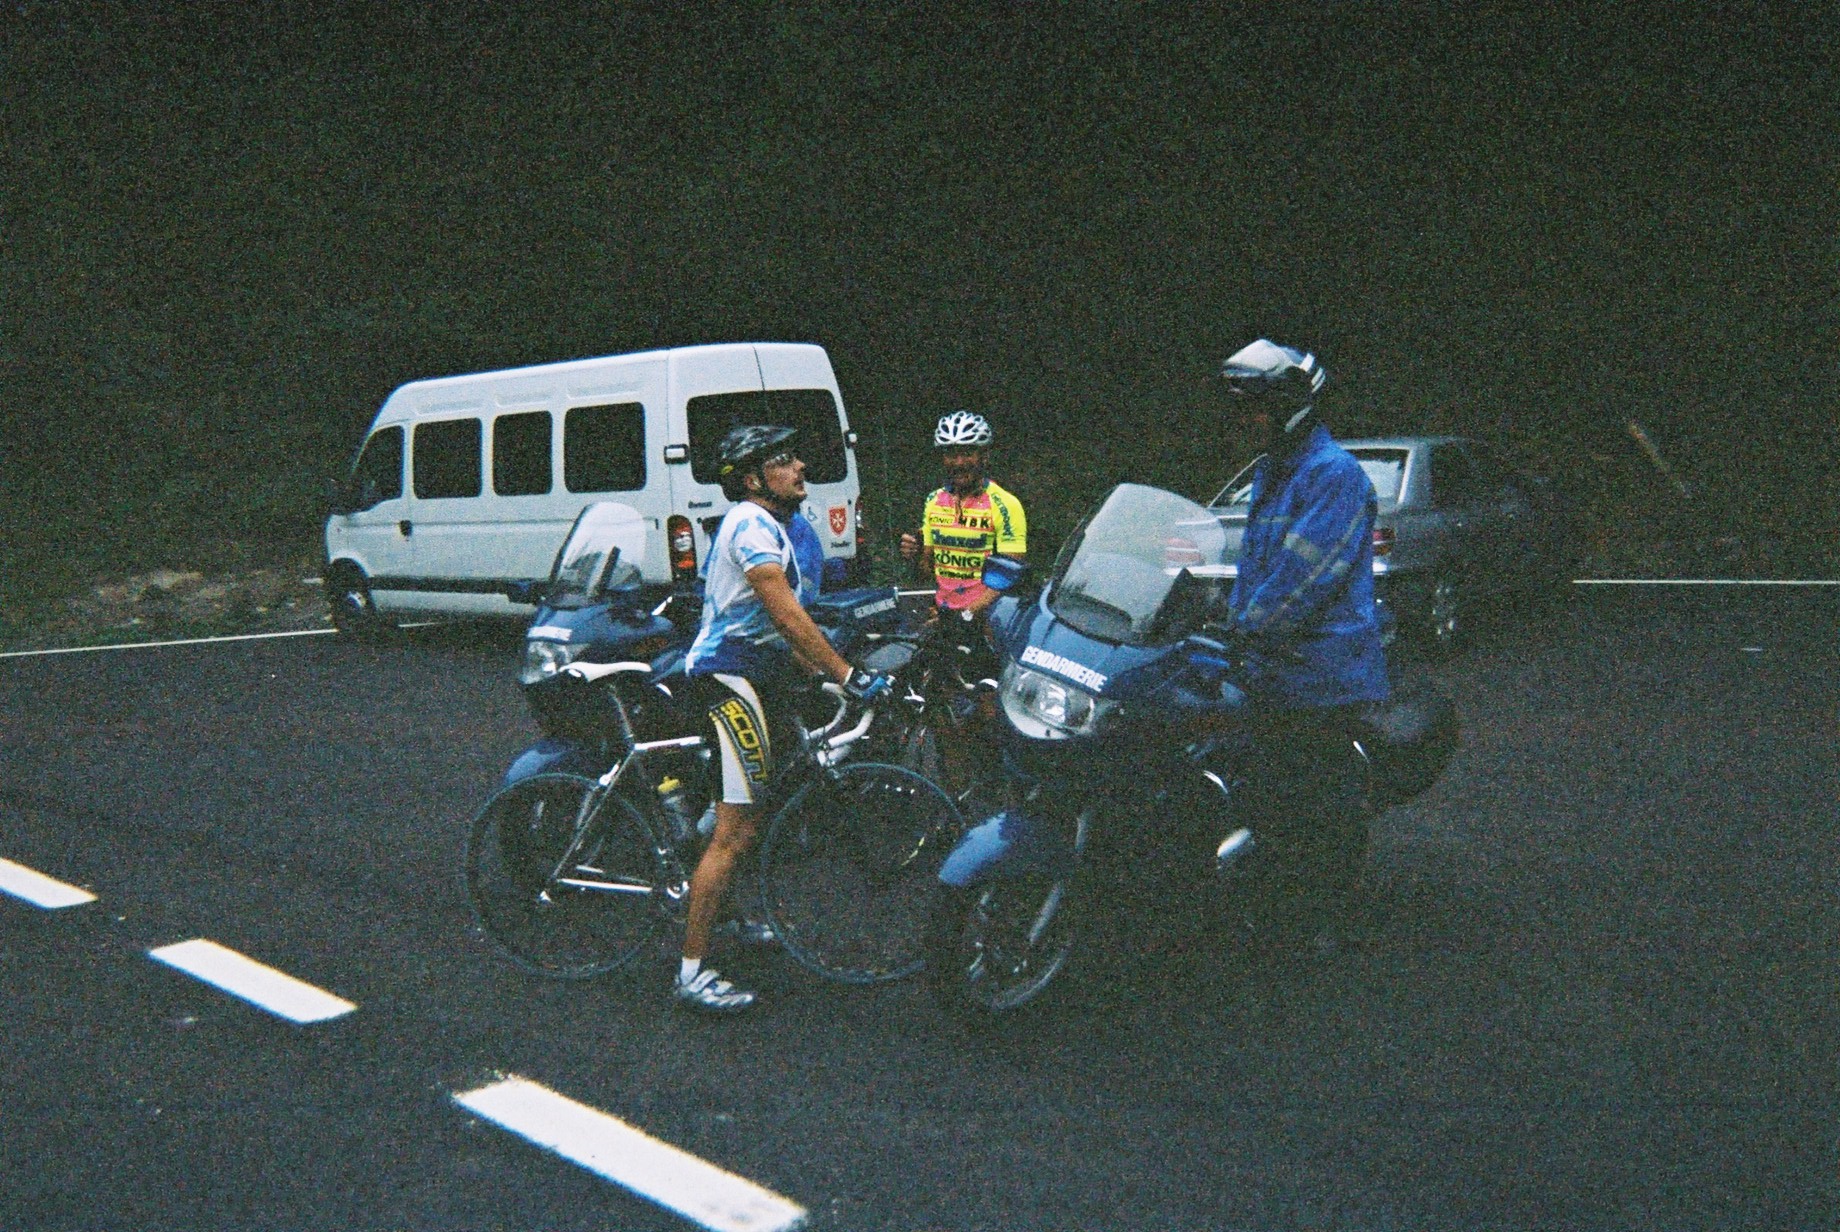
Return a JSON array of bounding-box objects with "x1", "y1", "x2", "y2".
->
[{"x1": 675, "y1": 425, "x2": 890, "y2": 1014}]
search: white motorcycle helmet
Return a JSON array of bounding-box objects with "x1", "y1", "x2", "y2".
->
[{"x1": 1220, "y1": 339, "x2": 1328, "y2": 435}]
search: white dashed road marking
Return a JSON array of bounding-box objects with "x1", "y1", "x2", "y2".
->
[
  {"x1": 455, "y1": 1076, "x2": 807, "y2": 1232},
  {"x1": 147, "y1": 938, "x2": 357, "y2": 1024},
  {"x1": 0, "y1": 857, "x2": 98, "y2": 908}
]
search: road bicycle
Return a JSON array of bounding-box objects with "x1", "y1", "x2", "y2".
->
[
  {"x1": 864, "y1": 614, "x2": 1005, "y2": 811},
  {"x1": 464, "y1": 659, "x2": 965, "y2": 985}
]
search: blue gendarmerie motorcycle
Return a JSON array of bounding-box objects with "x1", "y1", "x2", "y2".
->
[
  {"x1": 504, "y1": 500, "x2": 917, "y2": 791},
  {"x1": 922, "y1": 482, "x2": 1458, "y2": 1020}
]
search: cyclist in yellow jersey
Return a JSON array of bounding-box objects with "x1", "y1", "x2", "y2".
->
[
  {"x1": 899, "y1": 411, "x2": 1025, "y2": 800},
  {"x1": 899, "y1": 410, "x2": 1027, "y2": 615}
]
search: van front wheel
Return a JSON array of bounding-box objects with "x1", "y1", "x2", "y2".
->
[{"x1": 327, "y1": 568, "x2": 393, "y2": 641}]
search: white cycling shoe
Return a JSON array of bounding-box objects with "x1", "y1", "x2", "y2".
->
[{"x1": 674, "y1": 967, "x2": 758, "y2": 1014}]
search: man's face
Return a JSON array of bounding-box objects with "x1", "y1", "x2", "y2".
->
[
  {"x1": 1225, "y1": 387, "x2": 1281, "y2": 452},
  {"x1": 939, "y1": 447, "x2": 987, "y2": 491},
  {"x1": 754, "y1": 449, "x2": 806, "y2": 506}
]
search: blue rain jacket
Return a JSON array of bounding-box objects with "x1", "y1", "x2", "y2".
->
[{"x1": 1226, "y1": 424, "x2": 1390, "y2": 708}]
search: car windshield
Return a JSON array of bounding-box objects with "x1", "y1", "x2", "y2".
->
[
  {"x1": 1047, "y1": 483, "x2": 1232, "y2": 647},
  {"x1": 546, "y1": 502, "x2": 642, "y2": 608},
  {"x1": 1349, "y1": 448, "x2": 1408, "y2": 504}
]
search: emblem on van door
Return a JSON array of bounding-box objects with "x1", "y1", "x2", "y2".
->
[{"x1": 829, "y1": 506, "x2": 848, "y2": 535}]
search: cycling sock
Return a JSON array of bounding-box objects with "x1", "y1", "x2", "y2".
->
[{"x1": 679, "y1": 957, "x2": 703, "y2": 985}]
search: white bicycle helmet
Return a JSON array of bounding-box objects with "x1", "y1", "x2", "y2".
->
[{"x1": 934, "y1": 410, "x2": 993, "y2": 448}]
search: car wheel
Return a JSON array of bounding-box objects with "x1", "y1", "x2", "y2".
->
[
  {"x1": 327, "y1": 567, "x2": 394, "y2": 641},
  {"x1": 1425, "y1": 574, "x2": 1463, "y2": 657}
]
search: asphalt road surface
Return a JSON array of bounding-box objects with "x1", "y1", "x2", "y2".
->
[{"x1": 1, "y1": 587, "x2": 1833, "y2": 1231}]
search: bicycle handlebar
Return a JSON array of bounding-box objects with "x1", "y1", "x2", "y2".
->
[{"x1": 811, "y1": 680, "x2": 877, "y2": 764}]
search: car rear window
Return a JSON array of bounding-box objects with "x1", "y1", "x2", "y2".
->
[
  {"x1": 1349, "y1": 449, "x2": 1408, "y2": 503},
  {"x1": 687, "y1": 389, "x2": 848, "y2": 485}
]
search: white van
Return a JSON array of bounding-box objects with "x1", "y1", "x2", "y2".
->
[{"x1": 323, "y1": 342, "x2": 865, "y2": 632}]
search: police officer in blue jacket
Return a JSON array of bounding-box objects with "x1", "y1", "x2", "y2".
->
[{"x1": 1218, "y1": 339, "x2": 1389, "y2": 940}]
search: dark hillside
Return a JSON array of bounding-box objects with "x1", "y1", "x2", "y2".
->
[{"x1": 2, "y1": 4, "x2": 1832, "y2": 635}]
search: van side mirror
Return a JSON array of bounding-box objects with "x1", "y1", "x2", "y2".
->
[{"x1": 981, "y1": 555, "x2": 1029, "y2": 593}]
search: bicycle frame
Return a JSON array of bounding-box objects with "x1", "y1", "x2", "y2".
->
[{"x1": 534, "y1": 662, "x2": 884, "y2": 899}]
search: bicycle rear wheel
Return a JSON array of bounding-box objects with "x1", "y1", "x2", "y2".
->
[
  {"x1": 464, "y1": 773, "x2": 671, "y2": 979},
  {"x1": 759, "y1": 761, "x2": 964, "y2": 984}
]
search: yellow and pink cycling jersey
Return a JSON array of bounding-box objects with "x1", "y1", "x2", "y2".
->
[{"x1": 921, "y1": 480, "x2": 1027, "y2": 610}]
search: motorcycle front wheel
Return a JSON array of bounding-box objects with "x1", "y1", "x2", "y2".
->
[
  {"x1": 464, "y1": 773, "x2": 672, "y2": 979},
  {"x1": 923, "y1": 871, "x2": 1079, "y2": 1020}
]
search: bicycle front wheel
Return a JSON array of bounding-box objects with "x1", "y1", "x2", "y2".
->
[
  {"x1": 464, "y1": 773, "x2": 670, "y2": 979},
  {"x1": 759, "y1": 761, "x2": 964, "y2": 985}
]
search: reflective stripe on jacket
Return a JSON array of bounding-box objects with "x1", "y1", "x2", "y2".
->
[{"x1": 1227, "y1": 424, "x2": 1390, "y2": 708}]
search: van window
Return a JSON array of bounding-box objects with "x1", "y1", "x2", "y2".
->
[
  {"x1": 565, "y1": 402, "x2": 647, "y2": 493},
  {"x1": 414, "y1": 418, "x2": 483, "y2": 499},
  {"x1": 351, "y1": 425, "x2": 404, "y2": 502},
  {"x1": 493, "y1": 411, "x2": 553, "y2": 496},
  {"x1": 687, "y1": 389, "x2": 847, "y2": 485}
]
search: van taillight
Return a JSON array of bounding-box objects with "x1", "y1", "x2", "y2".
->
[
  {"x1": 667, "y1": 514, "x2": 697, "y2": 583},
  {"x1": 854, "y1": 493, "x2": 867, "y2": 540},
  {"x1": 1372, "y1": 527, "x2": 1395, "y2": 557}
]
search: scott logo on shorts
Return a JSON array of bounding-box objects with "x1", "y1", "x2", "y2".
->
[{"x1": 715, "y1": 698, "x2": 769, "y2": 784}]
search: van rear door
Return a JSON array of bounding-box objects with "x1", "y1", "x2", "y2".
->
[
  {"x1": 663, "y1": 347, "x2": 763, "y2": 580},
  {"x1": 756, "y1": 344, "x2": 858, "y2": 572},
  {"x1": 665, "y1": 345, "x2": 858, "y2": 581}
]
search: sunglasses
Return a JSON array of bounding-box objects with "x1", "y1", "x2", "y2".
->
[{"x1": 762, "y1": 450, "x2": 799, "y2": 469}]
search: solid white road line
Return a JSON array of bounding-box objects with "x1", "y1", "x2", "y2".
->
[
  {"x1": 454, "y1": 1076, "x2": 807, "y2": 1232},
  {"x1": 1572, "y1": 578, "x2": 1840, "y2": 586},
  {"x1": 0, "y1": 620, "x2": 453, "y2": 660},
  {"x1": 0, "y1": 857, "x2": 98, "y2": 909},
  {"x1": 0, "y1": 628, "x2": 337, "y2": 659},
  {"x1": 147, "y1": 939, "x2": 356, "y2": 1024}
]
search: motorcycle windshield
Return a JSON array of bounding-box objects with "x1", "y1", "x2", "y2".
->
[
  {"x1": 547, "y1": 502, "x2": 643, "y2": 609},
  {"x1": 1046, "y1": 483, "x2": 1233, "y2": 647}
]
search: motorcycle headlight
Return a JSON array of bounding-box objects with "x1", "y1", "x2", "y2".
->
[
  {"x1": 520, "y1": 638, "x2": 583, "y2": 686},
  {"x1": 999, "y1": 662, "x2": 1115, "y2": 740}
]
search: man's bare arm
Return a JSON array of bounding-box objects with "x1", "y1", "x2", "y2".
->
[{"x1": 745, "y1": 563, "x2": 851, "y2": 683}]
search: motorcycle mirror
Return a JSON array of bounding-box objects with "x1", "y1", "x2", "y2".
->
[
  {"x1": 1182, "y1": 630, "x2": 1235, "y2": 672},
  {"x1": 602, "y1": 576, "x2": 647, "y2": 615},
  {"x1": 981, "y1": 554, "x2": 1028, "y2": 593}
]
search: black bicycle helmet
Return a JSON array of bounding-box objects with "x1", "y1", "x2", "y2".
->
[
  {"x1": 1220, "y1": 339, "x2": 1328, "y2": 434},
  {"x1": 715, "y1": 424, "x2": 798, "y2": 498}
]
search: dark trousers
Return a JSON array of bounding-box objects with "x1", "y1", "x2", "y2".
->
[{"x1": 1239, "y1": 705, "x2": 1371, "y2": 923}]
